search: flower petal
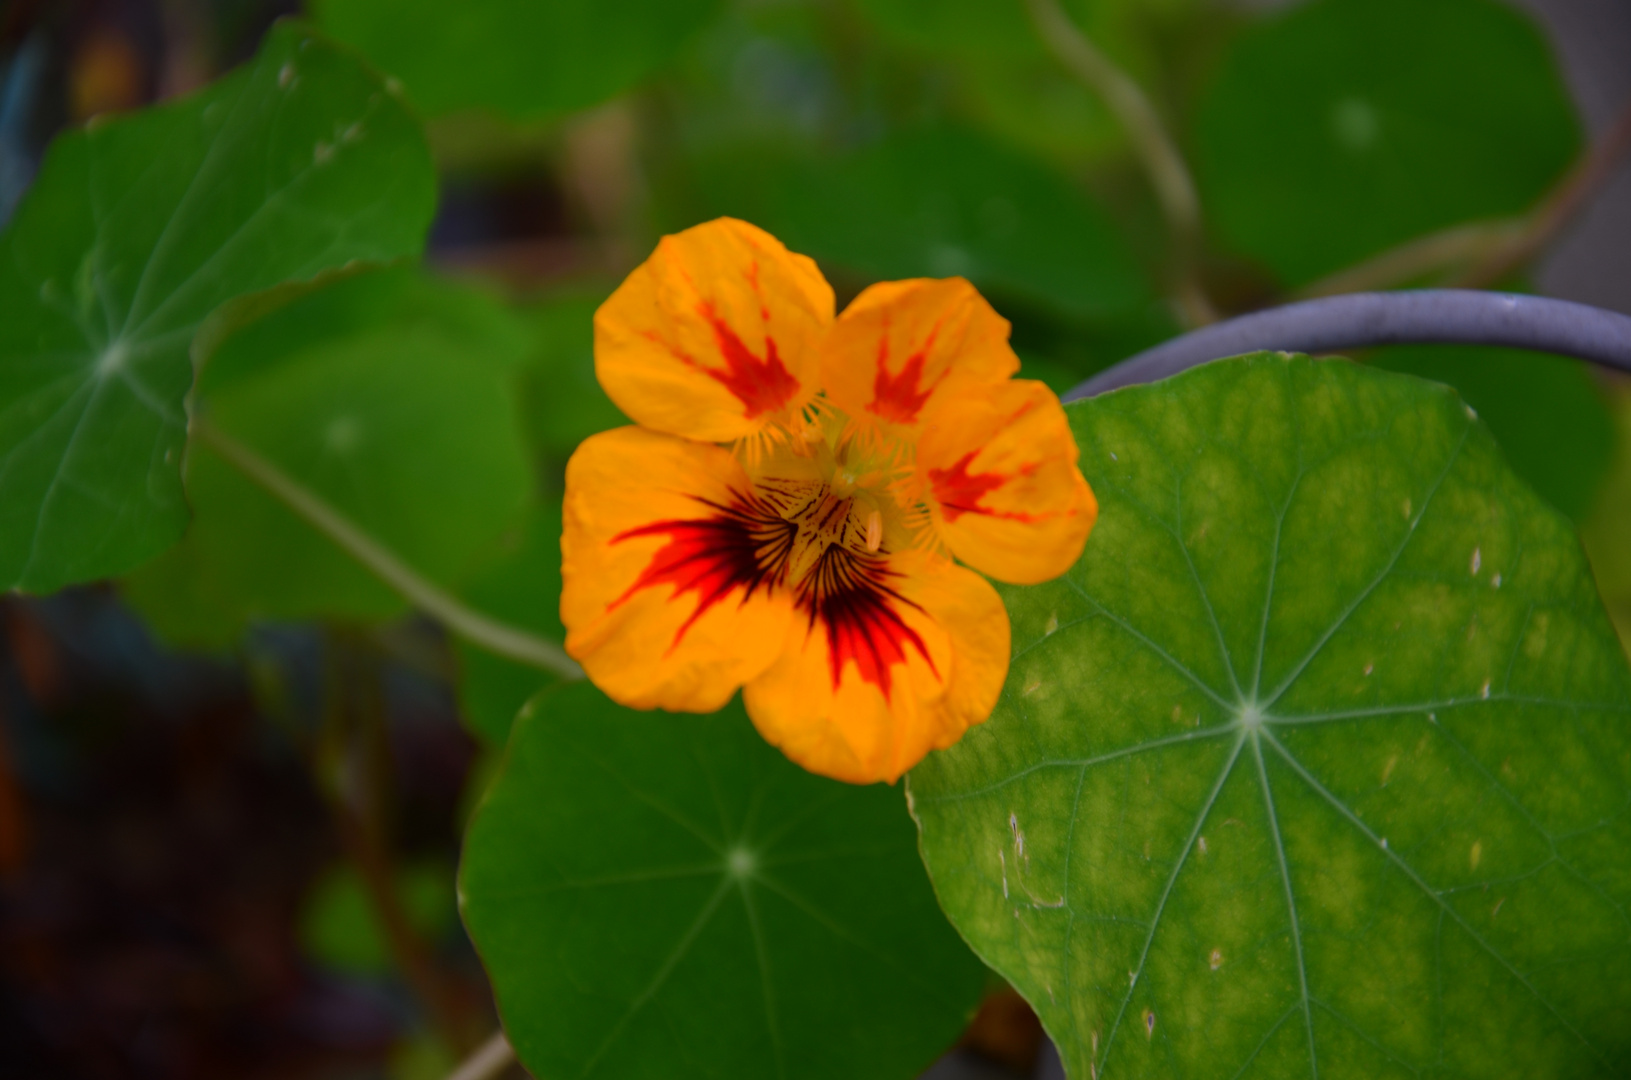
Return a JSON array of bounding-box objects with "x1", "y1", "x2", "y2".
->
[
  {"x1": 743, "y1": 551, "x2": 1009, "y2": 784},
  {"x1": 595, "y1": 218, "x2": 833, "y2": 444},
  {"x1": 821, "y1": 278, "x2": 1019, "y2": 431},
  {"x1": 917, "y1": 379, "x2": 1097, "y2": 585},
  {"x1": 561, "y1": 426, "x2": 796, "y2": 711}
]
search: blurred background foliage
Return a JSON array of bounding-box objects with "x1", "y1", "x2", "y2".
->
[{"x1": 0, "y1": 0, "x2": 1627, "y2": 1076}]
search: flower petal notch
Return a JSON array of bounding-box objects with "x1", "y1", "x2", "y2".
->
[
  {"x1": 563, "y1": 218, "x2": 1096, "y2": 783},
  {"x1": 594, "y1": 217, "x2": 833, "y2": 444}
]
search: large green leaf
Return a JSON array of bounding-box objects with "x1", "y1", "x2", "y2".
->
[
  {"x1": 700, "y1": 128, "x2": 1150, "y2": 321},
  {"x1": 1193, "y1": 0, "x2": 1579, "y2": 287},
  {"x1": 514, "y1": 293, "x2": 626, "y2": 466},
  {"x1": 122, "y1": 269, "x2": 532, "y2": 643},
  {"x1": 0, "y1": 22, "x2": 436, "y2": 594},
  {"x1": 452, "y1": 501, "x2": 568, "y2": 747},
  {"x1": 461, "y1": 683, "x2": 987, "y2": 1080},
  {"x1": 1366, "y1": 345, "x2": 1615, "y2": 525},
  {"x1": 910, "y1": 354, "x2": 1631, "y2": 1079},
  {"x1": 313, "y1": 0, "x2": 723, "y2": 118},
  {"x1": 1582, "y1": 388, "x2": 1631, "y2": 651}
]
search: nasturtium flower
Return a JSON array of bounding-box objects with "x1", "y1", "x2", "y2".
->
[{"x1": 561, "y1": 218, "x2": 1096, "y2": 784}]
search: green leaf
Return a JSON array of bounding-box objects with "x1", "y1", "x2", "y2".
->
[
  {"x1": 453, "y1": 501, "x2": 568, "y2": 747},
  {"x1": 300, "y1": 860, "x2": 457, "y2": 976},
  {"x1": 701, "y1": 128, "x2": 1150, "y2": 321},
  {"x1": 849, "y1": 0, "x2": 1039, "y2": 58},
  {"x1": 313, "y1": 0, "x2": 723, "y2": 118},
  {"x1": 515, "y1": 293, "x2": 627, "y2": 464},
  {"x1": 0, "y1": 21, "x2": 436, "y2": 594},
  {"x1": 1582, "y1": 388, "x2": 1631, "y2": 652},
  {"x1": 1366, "y1": 345, "x2": 1615, "y2": 524},
  {"x1": 460, "y1": 682, "x2": 987, "y2": 1079},
  {"x1": 122, "y1": 269, "x2": 532, "y2": 643},
  {"x1": 1193, "y1": 0, "x2": 1580, "y2": 287},
  {"x1": 201, "y1": 264, "x2": 531, "y2": 394},
  {"x1": 910, "y1": 354, "x2": 1631, "y2": 1079}
]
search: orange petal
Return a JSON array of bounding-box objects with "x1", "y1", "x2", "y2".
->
[
  {"x1": 595, "y1": 218, "x2": 833, "y2": 444},
  {"x1": 742, "y1": 551, "x2": 1009, "y2": 784},
  {"x1": 917, "y1": 379, "x2": 1097, "y2": 585},
  {"x1": 821, "y1": 278, "x2": 1019, "y2": 431},
  {"x1": 561, "y1": 426, "x2": 796, "y2": 712}
]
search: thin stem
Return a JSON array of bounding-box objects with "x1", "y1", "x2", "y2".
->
[
  {"x1": 443, "y1": 1030, "x2": 515, "y2": 1080},
  {"x1": 1297, "y1": 98, "x2": 1631, "y2": 299},
  {"x1": 193, "y1": 416, "x2": 583, "y2": 681},
  {"x1": 1025, "y1": 0, "x2": 1215, "y2": 326},
  {"x1": 320, "y1": 628, "x2": 477, "y2": 1054}
]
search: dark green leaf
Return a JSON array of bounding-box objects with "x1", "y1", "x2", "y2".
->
[
  {"x1": 453, "y1": 501, "x2": 567, "y2": 747},
  {"x1": 703, "y1": 128, "x2": 1150, "y2": 321},
  {"x1": 461, "y1": 682, "x2": 987, "y2": 1079},
  {"x1": 1582, "y1": 389, "x2": 1631, "y2": 651},
  {"x1": 0, "y1": 22, "x2": 435, "y2": 594},
  {"x1": 910, "y1": 354, "x2": 1631, "y2": 1079},
  {"x1": 849, "y1": 0, "x2": 1039, "y2": 58},
  {"x1": 313, "y1": 0, "x2": 723, "y2": 118},
  {"x1": 123, "y1": 270, "x2": 532, "y2": 642},
  {"x1": 1194, "y1": 0, "x2": 1580, "y2": 286},
  {"x1": 515, "y1": 294, "x2": 627, "y2": 463},
  {"x1": 1367, "y1": 345, "x2": 1614, "y2": 524}
]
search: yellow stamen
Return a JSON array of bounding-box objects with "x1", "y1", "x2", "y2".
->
[{"x1": 865, "y1": 509, "x2": 883, "y2": 552}]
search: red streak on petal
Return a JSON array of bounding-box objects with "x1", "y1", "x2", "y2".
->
[
  {"x1": 929, "y1": 452, "x2": 1041, "y2": 524},
  {"x1": 867, "y1": 325, "x2": 944, "y2": 425},
  {"x1": 610, "y1": 496, "x2": 796, "y2": 653},
  {"x1": 691, "y1": 301, "x2": 801, "y2": 419},
  {"x1": 799, "y1": 546, "x2": 937, "y2": 698}
]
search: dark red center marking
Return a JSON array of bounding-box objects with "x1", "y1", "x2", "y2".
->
[
  {"x1": 610, "y1": 494, "x2": 796, "y2": 652},
  {"x1": 796, "y1": 544, "x2": 936, "y2": 698},
  {"x1": 867, "y1": 327, "x2": 944, "y2": 425},
  {"x1": 929, "y1": 452, "x2": 1040, "y2": 524},
  {"x1": 611, "y1": 485, "x2": 940, "y2": 696}
]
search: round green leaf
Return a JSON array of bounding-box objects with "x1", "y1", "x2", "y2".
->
[
  {"x1": 1193, "y1": 0, "x2": 1580, "y2": 287},
  {"x1": 516, "y1": 294, "x2": 627, "y2": 462},
  {"x1": 453, "y1": 501, "x2": 568, "y2": 747},
  {"x1": 461, "y1": 682, "x2": 987, "y2": 1079},
  {"x1": 1366, "y1": 345, "x2": 1615, "y2": 524},
  {"x1": 910, "y1": 354, "x2": 1631, "y2": 1078},
  {"x1": 123, "y1": 284, "x2": 532, "y2": 642},
  {"x1": 0, "y1": 21, "x2": 436, "y2": 594},
  {"x1": 849, "y1": 0, "x2": 1039, "y2": 58},
  {"x1": 313, "y1": 0, "x2": 723, "y2": 118},
  {"x1": 706, "y1": 128, "x2": 1150, "y2": 321}
]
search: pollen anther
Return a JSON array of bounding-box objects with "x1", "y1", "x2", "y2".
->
[{"x1": 865, "y1": 510, "x2": 883, "y2": 552}]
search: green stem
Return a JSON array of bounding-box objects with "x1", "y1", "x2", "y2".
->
[
  {"x1": 1024, "y1": 0, "x2": 1215, "y2": 326},
  {"x1": 193, "y1": 416, "x2": 583, "y2": 681}
]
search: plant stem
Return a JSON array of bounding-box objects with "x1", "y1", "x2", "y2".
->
[
  {"x1": 193, "y1": 417, "x2": 583, "y2": 681},
  {"x1": 320, "y1": 627, "x2": 478, "y2": 1054},
  {"x1": 1025, "y1": 0, "x2": 1215, "y2": 326},
  {"x1": 443, "y1": 1030, "x2": 516, "y2": 1080},
  {"x1": 1298, "y1": 98, "x2": 1631, "y2": 298}
]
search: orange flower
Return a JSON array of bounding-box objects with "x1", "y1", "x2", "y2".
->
[{"x1": 561, "y1": 218, "x2": 1097, "y2": 783}]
